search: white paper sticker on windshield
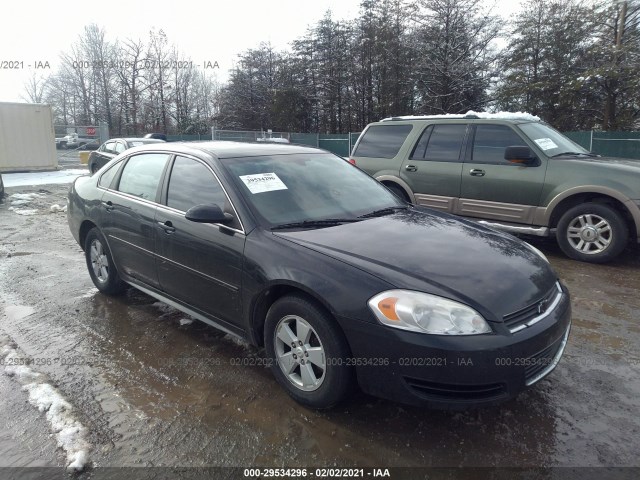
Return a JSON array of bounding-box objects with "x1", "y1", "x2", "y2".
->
[
  {"x1": 534, "y1": 138, "x2": 558, "y2": 151},
  {"x1": 240, "y1": 173, "x2": 288, "y2": 194}
]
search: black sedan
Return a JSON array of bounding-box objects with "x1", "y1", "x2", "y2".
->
[
  {"x1": 67, "y1": 142, "x2": 571, "y2": 409},
  {"x1": 88, "y1": 137, "x2": 165, "y2": 174}
]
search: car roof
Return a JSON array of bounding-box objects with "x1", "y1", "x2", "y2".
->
[
  {"x1": 130, "y1": 141, "x2": 325, "y2": 159},
  {"x1": 118, "y1": 138, "x2": 165, "y2": 143}
]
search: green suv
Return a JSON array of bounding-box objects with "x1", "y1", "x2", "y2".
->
[{"x1": 350, "y1": 113, "x2": 640, "y2": 263}]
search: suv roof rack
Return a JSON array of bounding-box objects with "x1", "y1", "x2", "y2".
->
[{"x1": 380, "y1": 111, "x2": 541, "y2": 122}]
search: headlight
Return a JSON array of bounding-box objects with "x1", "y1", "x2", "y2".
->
[
  {"x1": 368, "y1": 290, "x2": 492, "y2": 335},
  {"x1": 525, "y1": 242, "x2": 549, "y2": 263}
]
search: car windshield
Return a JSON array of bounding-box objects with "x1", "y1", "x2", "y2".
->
[
  {"x1": 518, "y1": 122, "x2": 590, "y2": 157},
  {"x1": 220, "y1": 153, "x2": 403, "y2": 227}
]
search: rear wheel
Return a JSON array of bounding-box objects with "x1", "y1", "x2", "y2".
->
[
  {"x1": 84, "y1": 228, "x2": 126, "y2": 294},
  {"x1": 385, "y1": 183, "x2": 410, "y2": 202},
  {"x1": 556, "y1": 203, "x2": 628, "y2": 263},
  {"x1": 264, "y1": 294, "x2": 354, "y2": 409}
]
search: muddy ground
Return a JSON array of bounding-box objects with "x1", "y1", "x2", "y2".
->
[{"x1": 0, "y1": 181, "x2": 639, "y2": 475}]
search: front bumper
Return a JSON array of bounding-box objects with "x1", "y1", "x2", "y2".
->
[{"x1": 339, "y1": 286, "x2": 571, "y2": 409}]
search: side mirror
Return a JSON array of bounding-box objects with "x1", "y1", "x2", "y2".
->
[
  {"x1": 505, "y1": 146, "x2": 538, "y2": 165},
  {"x1": 185, "y1": 204, "x2": 233, "y2": 224}
]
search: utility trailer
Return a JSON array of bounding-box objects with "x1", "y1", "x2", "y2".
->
[{"x1": 0, "y1": 102, "x2": 58, "y2": 172}]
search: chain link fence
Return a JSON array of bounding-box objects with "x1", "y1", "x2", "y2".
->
[{"x1": 565, "y1": 131, "x2": 640, "y2": 160}]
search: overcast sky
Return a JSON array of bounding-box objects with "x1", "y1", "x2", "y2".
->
[{"x1": 0, "y1": 0, "x2": 518, "y2": 103}]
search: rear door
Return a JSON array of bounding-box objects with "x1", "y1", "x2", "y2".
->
[
  {"x1": 155, "y1": 155, "x2": 246, "y2": 328},
  {"x1": 459, "y1": 124, "x2": 547, "y2": 224},
  {"x1": 399, "y1": 124, "x2": 468, "y2": 213},
  {"x1": 99, "y1": 152, "x2": 170, "y2": 288}
]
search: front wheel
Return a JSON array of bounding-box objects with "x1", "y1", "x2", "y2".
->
[
  {"x1": 264, "y1": 294, "x2": 354, "y2": 409},
  {"x1": 556, "y1": 203, "x2": 628, "y2": 263},
  {"x1": 84, "y1": 228, "x2": 126, "y2": 294}
]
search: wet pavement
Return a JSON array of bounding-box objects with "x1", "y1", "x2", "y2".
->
[{"x1": 0, "y1": 183, "x2": 639, "y2": 473}]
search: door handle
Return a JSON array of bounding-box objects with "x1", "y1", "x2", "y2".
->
[
  {"x1": 157, "y1": 221, "x2": 176, "y2": 234},
  {"x1": 469, "y1": 169, "x2": 486, "y2": 177},
  {"x1": 101, "y1": 200, "x2": 114, "y2": 211},
  {"x1": 405, "y1": 165, "x2": 418, "y2": 172}
]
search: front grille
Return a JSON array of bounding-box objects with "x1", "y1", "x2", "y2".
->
[
  {"x1": 504, "y1": 282, "x2": 563, "y2": 333},
  {"x1": 403, "y1": 377, "x2": 506, "y2": 401}
]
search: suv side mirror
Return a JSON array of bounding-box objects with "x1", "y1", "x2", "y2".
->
[
  {"x1": 505, "y1": 146, "x2": 538, "y2": 166},
  {"x1": 185, "y1": 204, "x2": 233, "y2": 224}
]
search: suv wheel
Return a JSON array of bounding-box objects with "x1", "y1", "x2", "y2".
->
[
  {"x1": 264, "y1": 294, "x2": 354, "y2": 409},
  {"x1": 385, "y1": 183, "x2": 410, "y2": 202},
  {"x1": 556, "y1": 203, "x2": 628, "y2": 263},
  {"x1": 84, "y1": 228, "x2": 127, "y2": 294}
]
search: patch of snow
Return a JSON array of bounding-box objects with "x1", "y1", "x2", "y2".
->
[
  {"x1": 223, "y1": 334, "x2": 251, "y2": 349},
  {"x1": 9, "y1": 193, "x2": 45, "y2": 201},
  {"x1": 3, "y1": 169, "x2": 88, "y2": 188},
  {"x1": 179, "y1": 318, "x2": 193, "y2": 326},
  {"x1": 50, "y1": 204, "x2": 68, "y2": 213},
  {"x1": 8, "y1": 193, "x2": 45, "y2": 206},
  {"x1": 76, "y1": 287, "x2": 98, "y2": 299},
  {"x1": 151, "y1": 301, "x2": 179, "y2": 315},
  {"x1": 8, "y1": 207, "x2": 39, "y2": 216},
  {"x1": 381, "y1": 111, "x2": 541, "y2": 122},
  {"x1": 0, "y1": 336, "x2": 91, "y2": 471}
]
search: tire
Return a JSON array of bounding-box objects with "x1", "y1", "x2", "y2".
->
[
  {"x1": 264, "y1": 294, "x2": 354, "y2": 409},
  {"x1": 84, "y1": 228, "x2": 127, "y2": 294},
  {"x1": 556, "y1": 203, "x2": 629, "y2": 263},
  {"x1": 385, "y1": 183, "x2": 410, "y2": 202}
]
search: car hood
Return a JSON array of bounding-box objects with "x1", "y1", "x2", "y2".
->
[
  {"x1": 273, "y1": 209, "x2": 558, "y2": 321},
  {"x1": 561, "y1": 155, "x2": 640, "y2": 170}
]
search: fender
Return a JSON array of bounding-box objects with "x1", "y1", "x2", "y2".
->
[{"x1": 536, "y1": 185, "x2": 640, "y2": 236}]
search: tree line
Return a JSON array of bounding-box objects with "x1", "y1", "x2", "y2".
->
[{"x1": 26, "y1": 0, "x2": 640, "y2": 135}]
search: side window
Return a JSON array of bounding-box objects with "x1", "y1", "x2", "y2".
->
[
  {"x1": 412, "y1": 124, "x2": 467, "y2": 162},
  {"x1": 114, "y1": 142, "x2": 126, "y2": 154},
  {"x1": 353, "y1": 125, "x2": 413, "y2": 159},
  {"x1": 166, "y1": 156, "x2": 228, "y2": 212},
  {"x1": 98, "y1": 162, "x2": 121, "y2": 189},
  {"x1": 410, "y1": 126, "x2": 433, "y2": 159},
  {"x1": 117, "y1": 153, "x2": 168, "y2": 201},
  {"x1": 472, "y1": 125, "x2": 528, "y2": 164}
]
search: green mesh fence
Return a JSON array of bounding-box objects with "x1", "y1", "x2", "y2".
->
[{"x1": 565, "y1": 131, "x2": 640, "y2": 160}]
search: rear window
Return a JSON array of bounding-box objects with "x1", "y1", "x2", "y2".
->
[{"x1": 353, "y1": 124, "x2": 413, "y2": 158}]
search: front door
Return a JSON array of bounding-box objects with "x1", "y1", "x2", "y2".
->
[
  {"x1": 155, "y1": 155, "x2": 245, "y2": 327},
  {"x1": 459, "y1": 124, "x2": 547, "y2": 224}
]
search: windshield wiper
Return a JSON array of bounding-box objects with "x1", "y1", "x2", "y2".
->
[
  {"x1": 550, "y1": 151, "x2": 599, "y2": 158},
  {"x1": 271, "y1": 218, "x2": 362, "y2": 230},
  {"x1": 358, "y1": 205, "x2": 409, "y2": 219}
]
